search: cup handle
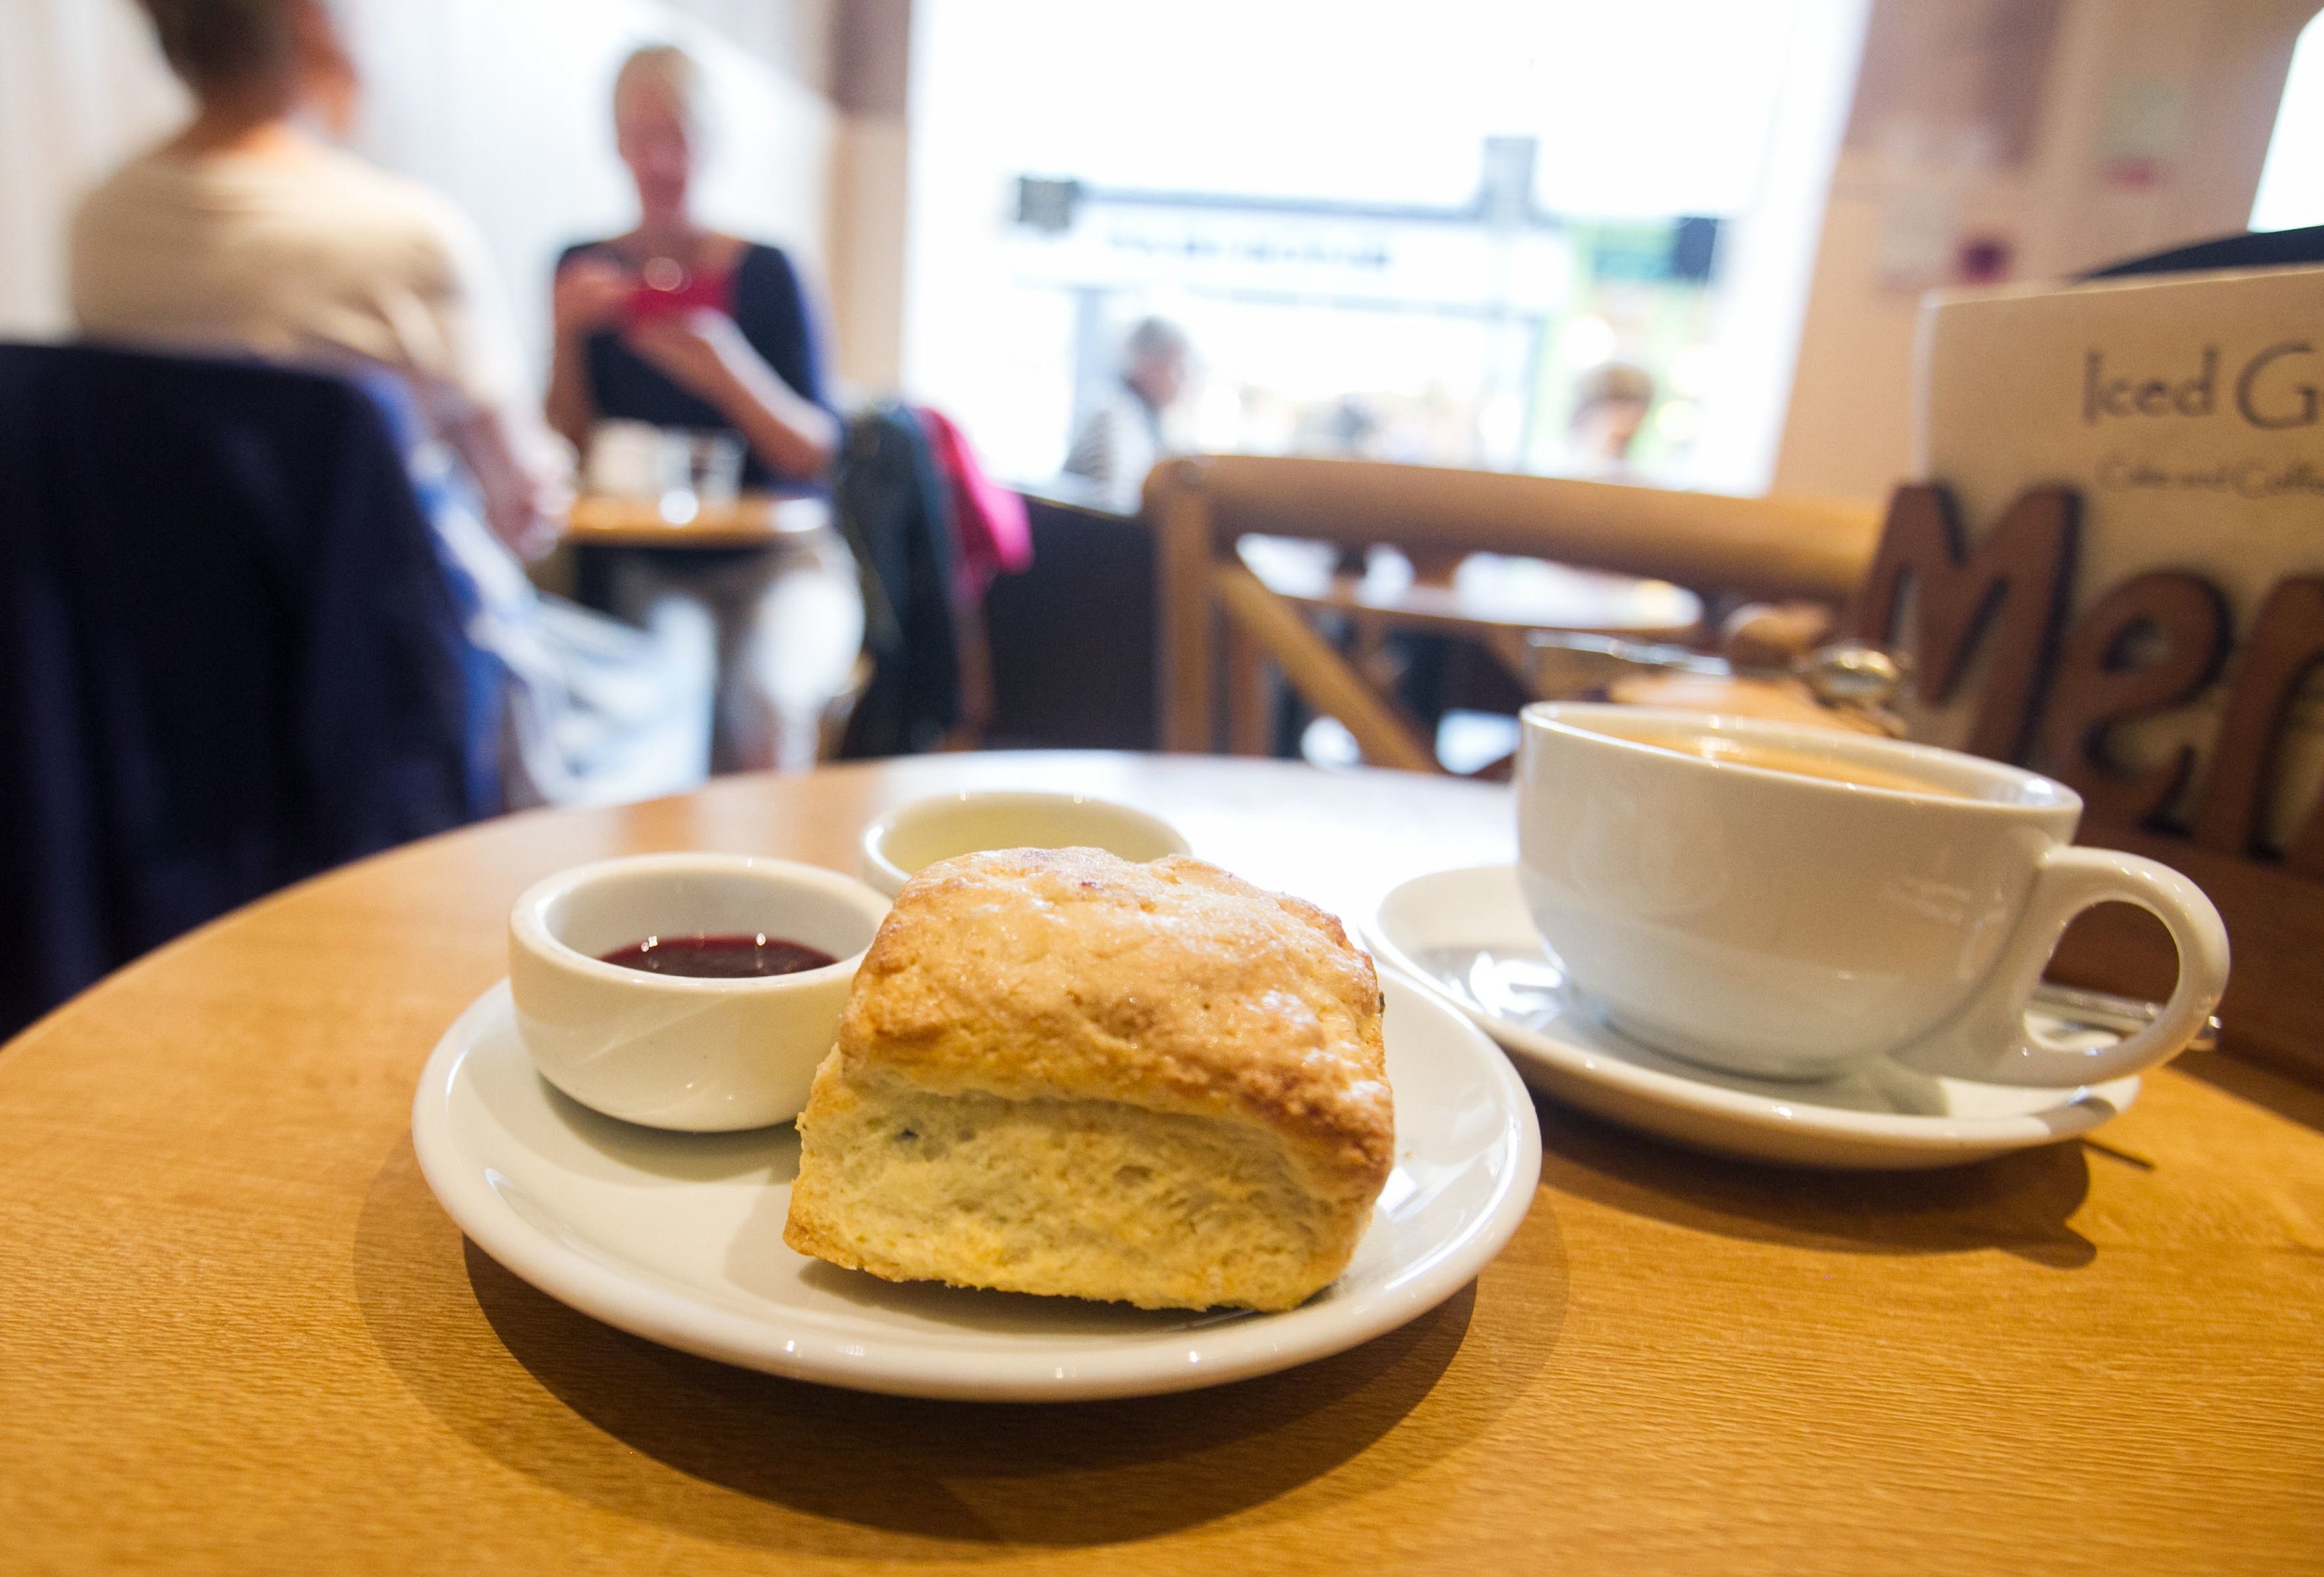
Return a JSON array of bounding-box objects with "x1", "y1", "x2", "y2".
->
[{"x1": 1920, "y1": 845, "x2": 2229, "y2": 1086}]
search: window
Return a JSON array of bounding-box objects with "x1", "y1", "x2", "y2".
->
[
  {"x1": 905, "y1": 0, "x2": 1870, "y2": 494},
  {"x1": 2251, "y1": 7, "x2": 2324, "y2": 233}
]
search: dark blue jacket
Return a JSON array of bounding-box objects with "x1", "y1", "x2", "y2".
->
[{"x1": 0, "y1": 343, "x2": 486, "y2": 1040}]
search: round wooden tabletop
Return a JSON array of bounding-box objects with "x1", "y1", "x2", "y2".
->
[{"x1": 2, "y1": 752, "x2": 2320, "y2": 1573}]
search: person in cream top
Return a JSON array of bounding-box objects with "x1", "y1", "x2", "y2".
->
[{"x1": 69, "y1": 0, "x2": 564, "y2": 559}]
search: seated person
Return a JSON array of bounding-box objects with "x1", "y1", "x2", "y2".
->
[
  {"x1": 548, "y1": 45, "x2": 860, "y2": 774},
  {"x1": 72, "y1": 0, "x2": 702, "y2": 807},
  {"x1": 1566, "y1": 361, "x2": 1655, "y2": 482},
  {"x1": 548, "y1": 46, "x2": 835, "y2": 489},
  {"x1": 1062, "y1": 316, "x2": 1189, "y2": 515},
  {"x1": 74, "y1": 0, "x2": 560, "y2": 559}
]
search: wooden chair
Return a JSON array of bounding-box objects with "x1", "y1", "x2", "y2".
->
[{"x1": 1147, "y1": 453, "x2": 1883, "y2": 770}]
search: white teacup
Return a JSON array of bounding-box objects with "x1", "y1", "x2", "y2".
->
[
  {"x1": 858, "y1": 791, "x2": 1190, "y2": 897},
  {"x1": 507, "y1": 853, "x2": 889, "y2": 1130},
  {"x1": 1516, "y1": 704, "x2": 2229, "y2": 1084}
]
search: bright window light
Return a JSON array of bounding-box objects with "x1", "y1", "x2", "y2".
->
[
  {"x1": 906, "y1": 0, "x2": 1866, "y2": 491},
  {"x1": 2252, "y1": 9, "x2": 2324, "y2": 232}
]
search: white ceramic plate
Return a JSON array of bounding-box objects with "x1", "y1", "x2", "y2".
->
[
  {"x1": 1364, "y1": 866, "x2": 2142, "y2": 1170},
  {"x1": 412, "y1": 973, "x2": 1539, "y2": 1402}
]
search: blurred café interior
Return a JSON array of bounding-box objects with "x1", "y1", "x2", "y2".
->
[
  {"x1": 12, "y1": 0, "x2": 2324, "y2": 999},
  {"x1": 4, "y1": 0, "x2": 2324, "y2": 1565}
]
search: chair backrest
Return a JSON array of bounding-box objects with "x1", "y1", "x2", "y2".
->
[
  {"x1": 0, "y1": 343, "x2": 484, "y2": 1040},
  {"x1": 1146, "y1": 453, "x2": 1882, "y2": 768},
  {"x1": 834, "y1": 404, "x2": 965, "y2": 757},
  {"x1": 983, "y1": 488, "x2": 1157, "y2": 751}
]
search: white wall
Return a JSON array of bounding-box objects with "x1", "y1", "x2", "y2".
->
[
  {"x1": 2251, "y1": 7, "x2": 2324, "y2": 229},
  {"x1": 0, "y1": 0, "x2": 187, "y2": 339},
  {"x1": 0, "y1": 0, "x2": 833, "y2": 394}
]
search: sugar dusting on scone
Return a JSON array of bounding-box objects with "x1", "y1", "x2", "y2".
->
[{"x1": 782, "y1": 847, "x2": 1394, "y2": 1311}]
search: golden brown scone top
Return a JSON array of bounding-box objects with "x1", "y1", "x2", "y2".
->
[{"x1": 840, "y1": 848, "x2": 1392, "y2": 1186}]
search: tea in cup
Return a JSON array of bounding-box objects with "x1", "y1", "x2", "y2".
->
[{"x1": 1516, "y1": 704, "x2": 2228, "y2": 1083}]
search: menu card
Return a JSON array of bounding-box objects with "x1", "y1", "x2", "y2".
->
[{"x1": 1910, "y1": 264, "x2": 2324, "y2": 849}]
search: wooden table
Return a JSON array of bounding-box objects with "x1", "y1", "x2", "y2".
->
[
  {"x1": 556, "y1": 491, "x2": 858, "y2": 772},
  {"x1": 3, "y1": 752, "x2": 2320, "y2": 1573},
  {"x1": 1238, "y1": 536, "x2": 1704, "y2": 704},
  {"x1": 566, "y1": 491, "x2": 829, "y2": 548}
]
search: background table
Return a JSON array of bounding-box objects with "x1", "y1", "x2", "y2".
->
[
  {"x1": 1237, "y1": 535, "x2": 1704, "y2": 708},
  {"x1": 2, "y1": 753, "x2": 2320, "y2": 1573},
  {"x1": 565, "y1": 491, "x2": 830, "y2": 548},
  {"x1": 554, "y1": 491, "x2": 861, "y2": 775}
]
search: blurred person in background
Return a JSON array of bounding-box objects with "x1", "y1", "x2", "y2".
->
[
  {"x1": 1566, "y1": 361, "x2": 1654, "y2": 481},
  {"x1": 548, "y1": 45, "x2": 859, "y2": 775},
  {"x1": 72, "y1": 0, "x2": 566, "y2": 560},
  {"x1": 1062, "y1": 315, "x2": 1189, "y2": 514},
  {"x1": 70, "y1": 0, "x2": 706, "y2": 807},
  {"x1": 548, "y1": 45, "x2": 836, "y2": 488}
]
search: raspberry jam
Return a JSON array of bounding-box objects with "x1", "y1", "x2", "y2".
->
[{"x1": 597, "y1": 933, "x2": 837, "y2": 978}]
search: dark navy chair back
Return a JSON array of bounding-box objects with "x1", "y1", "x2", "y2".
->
[{"x1": 0, "y1": 343, "x2": 486, "y2": 1040}]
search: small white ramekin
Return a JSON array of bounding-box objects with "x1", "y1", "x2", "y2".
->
[
  {"x1": 857, "y1": 790, "x2": 1192, "y2": 897},
  {"x1": 507, "y1": 853, "x2": 890, "y2": 1131}
]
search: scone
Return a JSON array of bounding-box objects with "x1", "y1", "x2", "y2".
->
[{"x1": 783, "y1": 847, "x2": 1393, "y2": 1311}]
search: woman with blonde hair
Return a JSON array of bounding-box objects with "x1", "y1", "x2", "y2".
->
[
  {"x1": 548, "y1": 45, "x2": 836, "y2": 486},
  {"x1": 550, "y1": 45, "x2": 859, "y2": 774}
]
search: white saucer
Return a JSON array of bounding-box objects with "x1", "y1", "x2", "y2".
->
[
  {"x1": 412, "y1": 973, "x2": 1539, "y2": 1402},
  {"x1": 1363, "y1": 866, "x2": 2142, "y2": 1170}
]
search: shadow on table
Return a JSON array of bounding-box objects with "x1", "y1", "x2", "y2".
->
[
  {"x1": 2171, "y1": 1048, "x2": 2324, "y2": 1137},
  {"x1": 354, "y1": 1140, "x2": 1567, "y2": 1558},
  {"x1": 464, "y1": 1245, "x2": 1469, "y2": 1552},
  {"x1": 1533, "y1": 1096, "x2": 2098, "y2": 1268}
]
